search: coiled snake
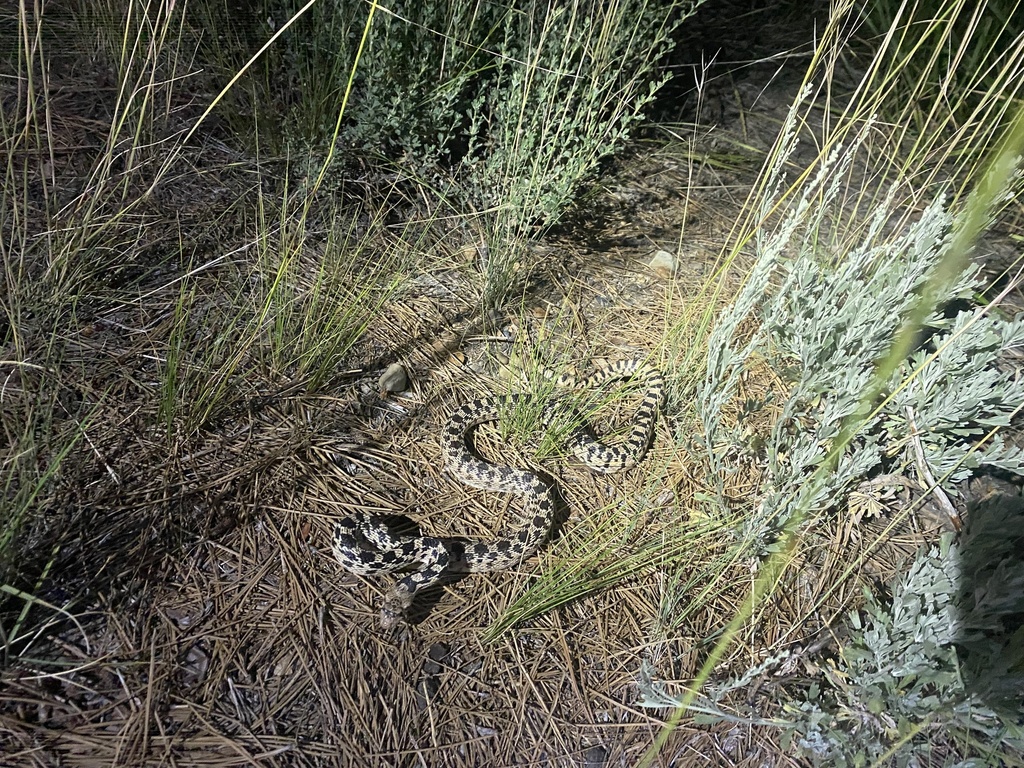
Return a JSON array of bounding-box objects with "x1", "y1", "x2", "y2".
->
[{"x1": 332, "y1": 359, "x2": 664, "y2": 628}]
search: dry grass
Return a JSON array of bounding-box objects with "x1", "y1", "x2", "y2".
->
[{"x1": 4, "y1": 1, "x2": 1019, "y2": 766}]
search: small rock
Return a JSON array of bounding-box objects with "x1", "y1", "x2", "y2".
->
[
  {"x1": 648, "y1": 249, "x2": 678, "y2": 278},
  {"x1": 423, "y1": 642, "x2": 450, "y2": 675},
  {"x1": 378, "y1": 363, "x2": 409, "y2": 393},
  {"x1": 415, "y1": 676, "x2": 440, "y2": 710}
]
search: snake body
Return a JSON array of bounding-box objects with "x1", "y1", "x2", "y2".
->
[{"x1": 332, "y1": 359, "x2": 663, "y2": 628}]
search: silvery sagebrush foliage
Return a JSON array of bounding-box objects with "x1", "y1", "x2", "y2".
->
[
  {"x1": 780, "y1": 509, "x2": 1024, "y2": 767},
  {"x1": 698, "y1": 138, "x2": 1024, "y2": 544},
  {"x1": 885, "y1": 297, "x2": 1024, "y2": 489},
  {"x1": 756, "y1": 194, "x2": 1024, "y2": 536},
  {"x1": 671, "y1": 101, "x2": 1024, "y2": 763},
  {"x1": 639, "y1": 512, "x2": 1024, "y2": 766},
  {"x1": 698, "y1": 84, "x2": 814, "y2": 482}
]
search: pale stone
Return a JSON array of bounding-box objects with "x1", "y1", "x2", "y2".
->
[
  {"x1": 648, "y1": 249, "x2": 678, "y2": 278},
  {"x1": 378, "y1": 362, "x2": 409, "y2": 393}
]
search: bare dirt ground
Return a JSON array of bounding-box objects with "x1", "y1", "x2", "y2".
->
[{"x1": 5, "y1": 2, "x2": 1014, "y2": 766}]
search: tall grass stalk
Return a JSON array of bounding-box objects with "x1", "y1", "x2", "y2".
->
[
  {"x1": 256, "y1": 187, "x2": 409, "y2": 390},
  {"x1": 0, "y1": 3, "x2": 159, "y2": 569},
  {"x1": 0, "y1": 403, "x2": 89, "y2": 562},
  {"x1": 1, "y1": 0, "x2": 400, "y2": 609},
  {"x1": 148, "y1": 1, "x2": 389, "y2": 430}
]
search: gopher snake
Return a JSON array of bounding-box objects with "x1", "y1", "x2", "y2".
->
[{"x1": 332, "y1": 359, "x2": 664, "y2": 628}]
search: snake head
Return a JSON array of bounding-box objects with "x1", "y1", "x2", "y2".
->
[{"x1": 381, "y1": 583, "x2": 413, "y2": 632}]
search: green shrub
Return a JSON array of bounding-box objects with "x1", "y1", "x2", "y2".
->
[{"x1": 231, "y1": 0, "x2": 703, "y2": 302}]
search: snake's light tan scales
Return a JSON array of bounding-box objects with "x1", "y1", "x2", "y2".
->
[{"x1": 332, "y1": 359, "x2": 664, "y2": 628}]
